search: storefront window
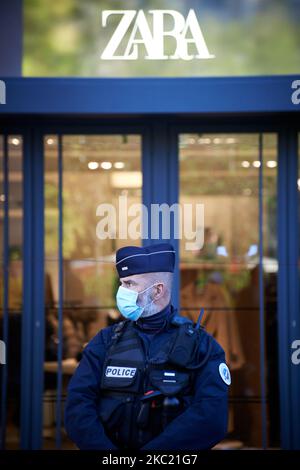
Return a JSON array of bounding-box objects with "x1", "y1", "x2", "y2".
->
[
  {"x1": 179, "y1": 133, "x2": 278, "y2": 448},
  {"x1": 0, "y1": 136, "x2": 23, "y2": 449},
  {"x1": 43, "y1": 134, "x2": 141, "y2": 448}
]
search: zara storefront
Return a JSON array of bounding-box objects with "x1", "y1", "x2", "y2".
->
[{"x1": 0, "y1": 1, "x2": 300, "y2": 452}]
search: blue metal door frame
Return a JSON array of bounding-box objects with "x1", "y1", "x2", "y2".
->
[
  {"x1": 0, "y1": 75, "x2": 299, "y2": 449},
  {"x1": 21, "y1": 127, "x2": 45, "y2": 449},
  {"x1": 277, "y1": 129, "x2": 300, "y2": 449},
  {"x1": 0, "y1": 125, "x2": 45, "y2": 450}
]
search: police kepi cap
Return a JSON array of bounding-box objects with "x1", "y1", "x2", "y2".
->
[{"x1": 116, "y1": 242, "x2": 175, "y2": 278}]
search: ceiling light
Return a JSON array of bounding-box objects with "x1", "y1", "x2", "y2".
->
[
  {"x1": 253, "y1": 161, "x2": 261, "y2": 168},
  {"x1": 111, "y1": 171, "x2": 142, "y2": 188},
  {"x1": 241, "y1": 161, "x2": 250, "y2": 168},
  {"x1": 114, "y1": 162, "x2": 125, "y2": 169},
  {"x1": 88, "y1": 161, "x2": 99, "y2": 170},
  {"x1": 11, "y1": 138, "x2": 20, "y2": 146},
  {"x1": 101, "y1": 161, "x2": 112, "y2": 170},
  {"x1": 266, "y1": 160, "x2": 277, "y2": 168}
]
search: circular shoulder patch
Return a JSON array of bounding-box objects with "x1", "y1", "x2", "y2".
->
[{"x1": 219, "y1": 363, "x2": 231, "y2": 385}]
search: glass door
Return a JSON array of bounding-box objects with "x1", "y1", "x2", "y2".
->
[
  {"x1": 43, "y1": 133, "x2": 142, "y2": 448},
  {"x1": 178, "y1": 133, "x2": 279, "y2": 448},
  {"x1": 0, "y1": 135, "x2": 23, "y2": 449}
]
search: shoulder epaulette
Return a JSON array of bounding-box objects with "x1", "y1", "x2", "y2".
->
[
  {"x1": 170, "y1": 314, "x2": 194, "y2": 327},
  {"x1": 111, "y1": 319, "x2": 129, "y2": 340}
]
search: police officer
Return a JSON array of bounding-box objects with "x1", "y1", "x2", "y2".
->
[{"x1": 65, "y1": 243, "x2": 230, "y2": 450}]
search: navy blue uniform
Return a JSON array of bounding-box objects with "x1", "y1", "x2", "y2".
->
[{"x1": 65, "y1": 305, "x2": 229, "y2": 450}]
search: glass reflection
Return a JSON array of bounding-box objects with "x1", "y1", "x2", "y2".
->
[
  {"x1": 179, "y1": 133, "x2": 278, "y2": 448},
  {"x1": 43, "y1": 134, "x2": 142, "y2": 448},
  {"x1": 0, "y1": 136, "x2": 23, "y2": 449}
]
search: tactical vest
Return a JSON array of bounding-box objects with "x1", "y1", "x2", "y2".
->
[{"x1": 98, "y1": 314, "x2": 212, "y2": 449}]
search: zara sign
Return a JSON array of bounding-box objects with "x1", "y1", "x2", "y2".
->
[{"x1": 100, "y1": 9, "x2": 214, "y2": 61}]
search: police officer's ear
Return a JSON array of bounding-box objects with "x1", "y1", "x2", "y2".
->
[{"x1": 152, "y1": 282, "x2": 165, "y2": 300}]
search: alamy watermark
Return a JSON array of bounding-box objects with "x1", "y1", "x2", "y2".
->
[
  {"x1": 291, "y1": 340, "x2": 300, "y2": 365},
  {"x1": 291, "y1": 79, "x2": 300, "y2": 105},
  {"x1": 96, "y1": 196, "x2": 204, "y2": 251},
  {"x1": 0, "y1": 80, "x2": 6, "y2": 104},
  {"x1": 0, "y1": 340, "x2": 6, "y2": 365}
]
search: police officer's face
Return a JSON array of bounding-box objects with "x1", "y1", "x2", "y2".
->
[
  {"x1": 120, "y1": 274, "x2": 163, "y2": 301},
  {"x1": 120, "y1": 274, "x2": 150, "y2": 293},
  {"x1": 119, "y1": 274, "x2": 167, "y2": 316}
]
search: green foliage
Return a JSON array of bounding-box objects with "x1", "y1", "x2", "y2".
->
[
  {"x1": 24, "y1": 0, "x2": 300, "y2": 77},
  {"x1": 45, "y1": 181, "x2": 87, "y2": 258}
]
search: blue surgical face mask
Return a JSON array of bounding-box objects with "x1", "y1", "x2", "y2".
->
[{"x1": 116, "y1": 283, "x2": 157, "y2": 321}]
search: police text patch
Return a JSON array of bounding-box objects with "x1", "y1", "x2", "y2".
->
[
  {"x1": 219, "y1": 363, "x2": 231, "y2": 385},
  {"x1": 105, "y1": 366, "x2": 136, "y2": 378}
]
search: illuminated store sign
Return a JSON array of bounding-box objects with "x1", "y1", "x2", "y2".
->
[{"x1": 100, "y1": 9, "x2": 214, "y2": 61}]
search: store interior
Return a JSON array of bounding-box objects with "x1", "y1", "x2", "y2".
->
[{"x1": 0, "y1": 132, "x2": 280, "y2": 449}]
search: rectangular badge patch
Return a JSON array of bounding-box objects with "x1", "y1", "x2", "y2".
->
[{"x1": 105, "y1": 366, "x2": 136, "y2": 378}]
